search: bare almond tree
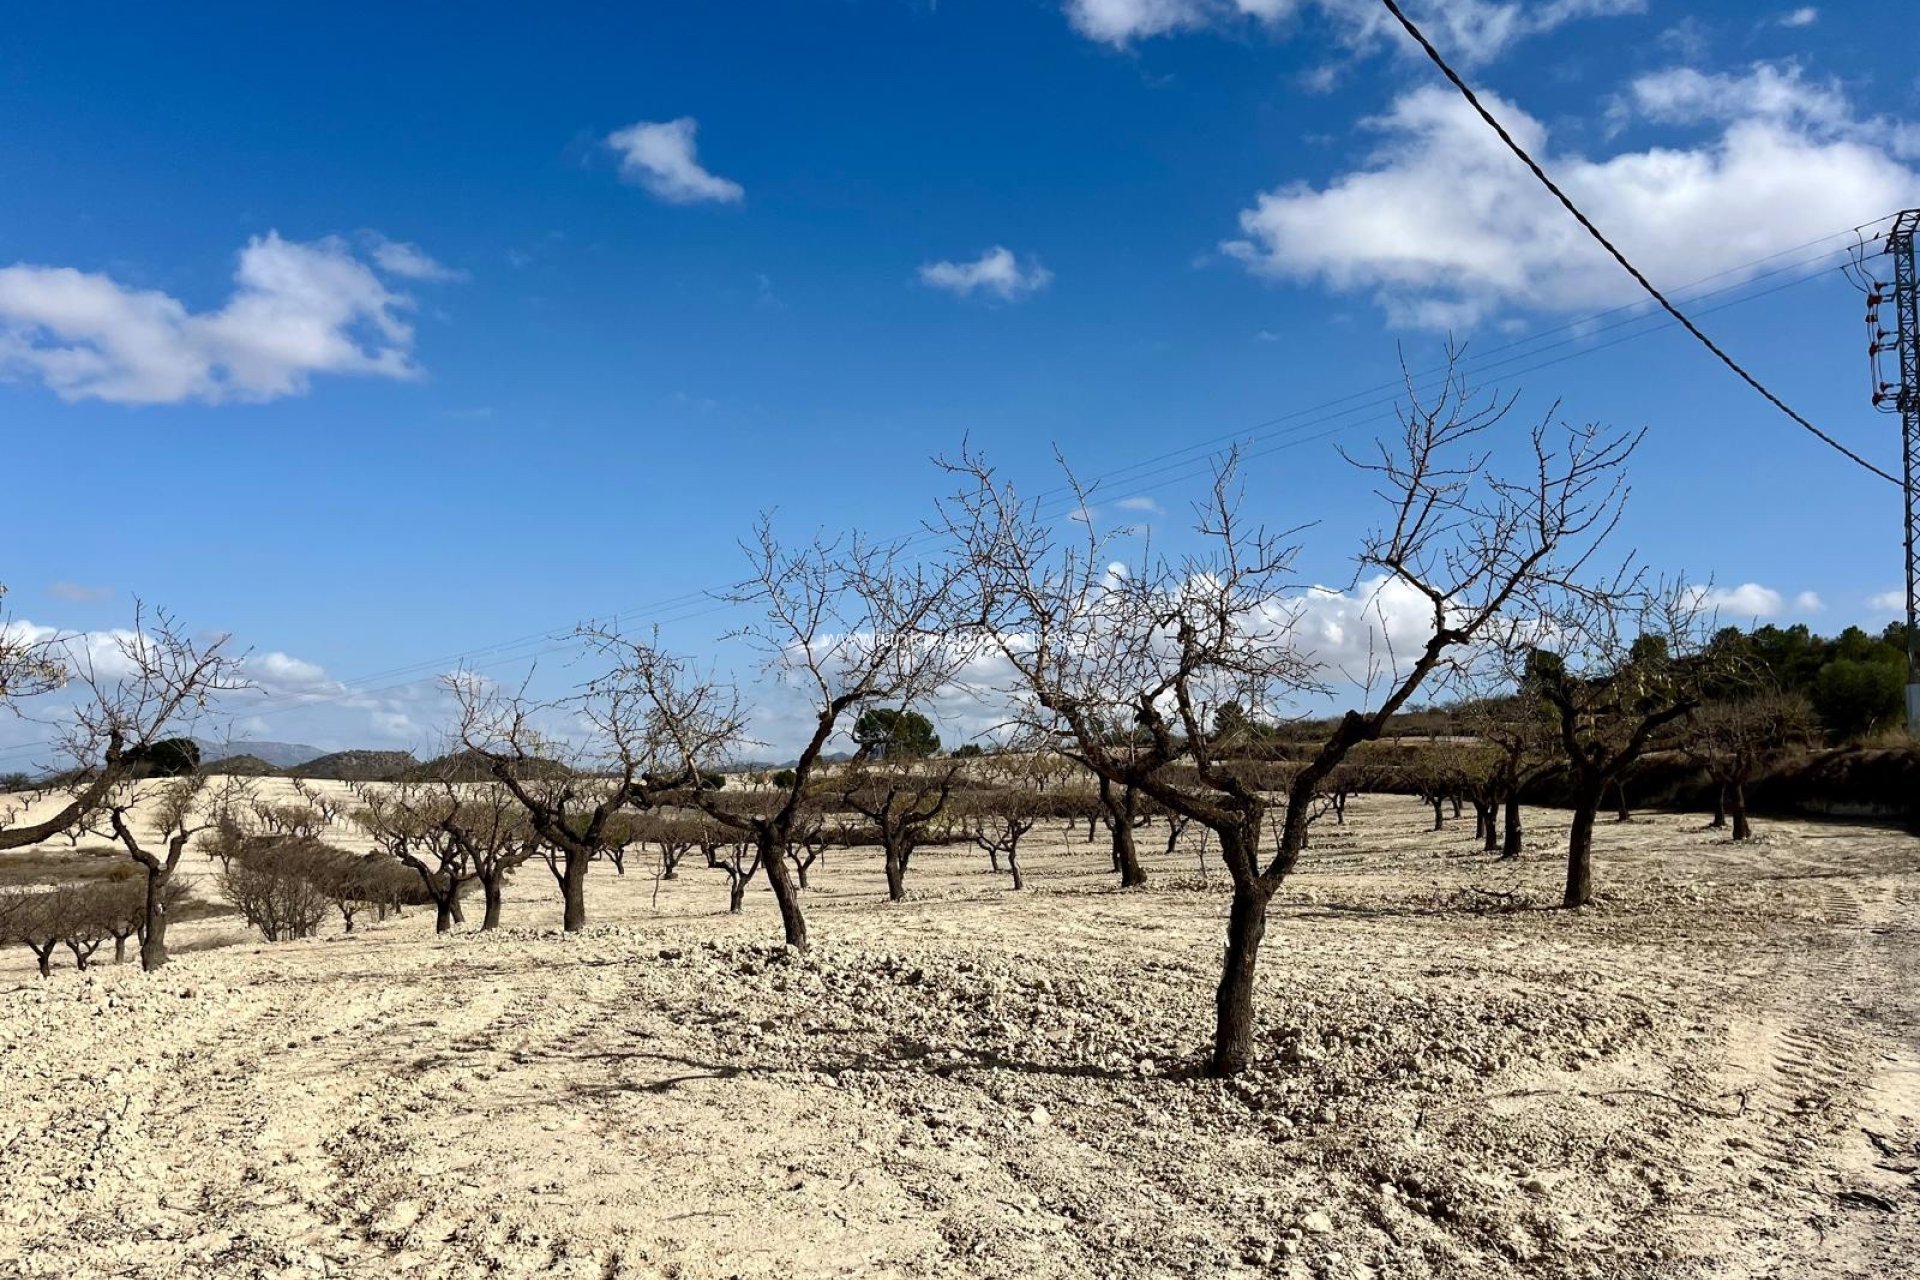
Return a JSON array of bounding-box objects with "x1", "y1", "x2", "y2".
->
[
  {"x1": 603, "y1": 519, "x2": 964, "y2": 951},
  {"x1": 352, "y1": 782, "x2": 470, "y2": 933},
  {"x1": 1456, "y1": 675, "x2": 1560, "y2": 859},
  {"x1": 101, "y1": 773, "x2": 240, "y2": 970},
  {"x1": 449, "y1": 666, "x2": 694, "y2": 933},
  {"x1": 694, "y1": 817, "x2": 762, "y2": 913},
  {"x1": 2, "y1": 606, "x2": 244, "y2": 852},
  {"x1": 838, "y1": 760, "x2": 959, "y2": 901},
  {"x1": 941, "y1": 360, "x2": 1638, "y2": 1075},
  {"x1": 1684, "y1": 692, "x2": 1818, "y2": 840},
  {"x1": 1, "y1": 887, "x2": 62, "y2": 976},
  {"x1": 1516, "y1": 582, "x2": 1716, "y2": 906},
  {"x1": 961, "y1": 785, "x2": 1043, "y2": 890},
  {"x1": 434, "y1": 783, "x2": 541, "y2": 930}
]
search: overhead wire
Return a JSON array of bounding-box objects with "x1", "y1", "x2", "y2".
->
[
  {"x1": 0, "y1": 221, "x2": 1891, "y2": 767},
  {"x1": 1375, "y1": 0, "x2": 1902, "y2": 487}
]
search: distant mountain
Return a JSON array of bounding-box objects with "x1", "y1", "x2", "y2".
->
[
  {"x1": 289, "y1": 750, "x2": 418, "y2": 782},
  {"x1": 722, "y1": 760, "x2": 786, "y2": 775},
  {"x1": 399, "y1": 749, "x2": 573, "y2": 783},
  {"x1": 195, "y1": 739, "x2": 326, "y2": 769},
  {"x1": 203, "y1": 754, "x2": 277, "y2": 777}
]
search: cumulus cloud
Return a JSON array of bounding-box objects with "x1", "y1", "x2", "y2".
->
[
  {"x1": 1064, "y1": 0, "x2": 1642, "y2": 63},
  {"x1": 1685, "y1": 582, "x2": 1787, "y2": 619},
  {"x1": 1, "y1": 620, "x2": 169, "y2": 684},
  {"x1": 1792, "y1": 591, "x2": 1825, "y2": 613},
  {"x1": 606, "y1": 117, "x2": 744, "y2": 204},
  {"x1": 1115, "y1": 496, "x2": 1165, "y2": 514},
  {"x1": 1867, "y1": 590, "x2": 1906, "y2": 614},
  {"x1": 246, "y1": 651, "x2": 330, "y2": 689},
  {"x1": 1776, "y1": 7, "x2": 1818, "y2": 27},
  {"x1": 1222, "y1": 71, "x2": 1920, "y2": 326},
  {"x1": 918, "y1": 247, "x2": 1054, "y2": 301},
  {"x1": 0, "y1": 231, "x2": 451, "y2": 405}
]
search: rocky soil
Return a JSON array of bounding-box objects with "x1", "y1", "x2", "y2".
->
[{"x1": 1, "y1": 792, "x2": 1916, "y2": 1278}]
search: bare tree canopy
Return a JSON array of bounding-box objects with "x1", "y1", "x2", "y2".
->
[
  {"x1": 2, "y1": 606, "x2": 246, "y2": 853},
  {"x1": 1510, "y1": 580, "x2": 1719, "y2": 906},
  {"x1": 599, "y1": 517, "x2": 965, "y2": 951},
  {"x1": 939, "y1": 355, "x2": 1640, "y2": 1075}
]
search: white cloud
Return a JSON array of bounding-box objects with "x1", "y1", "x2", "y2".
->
[
  {"x1": 246, "y1": 651, "x2": 330, "y2": 689},
  {"x1": 47, "y1": 583, "x2": 111, "y2": 604},
  {"x1": 918, "y1": 247, "x2": 1053, "y2": 301},
  {"x1": 0, "y1": 232, "x2": 450, "y2": 405},
  {"x1": 1776, "y1": 7, "x2": 1818, "y2": 27},
  {"x1": 367, "y1": 235, "x2": 465, "y2": 282},
  {"x1": 1792, "y1": 591, "x2": 1825, "y2": 613},
  {"x1": 1222, "y1": 72, "x2": 1920, "y2": 326},
  {"x1": 1868, "y1": 590, "x2": 1906, "y2": 614},
  {"x1": 606, "y1": 117, "x2": 744, "y2": 205},
  {"x1": 1064, "y1": 0, "x2": 1642, "y2": 64},
  {"x1": 1697, "y1": 582, "x2": 1785, "y2": 619},
  {"x1": 1623, "y1": 62, "x2": 1850, "y2": 133},
  {"x1": 2, "y1": 620, "x2": 167, "y2": 684},
  {"x1": 1115, "y1": 496, "x2": 1164, "y2": 514}
]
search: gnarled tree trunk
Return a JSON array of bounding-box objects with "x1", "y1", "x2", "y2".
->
[
  {"x1": 883, "y1": 840, "x2": 909, "y2": 902},
  {"x1": 140, "y1": 866, "x2": 174, "y2": 972},
  {"x1": 560, "y1": 849, "x2": 589, "y2": 932},
  {"x1": 1211, "y1": 821, "x2": 1275, "y2": 1077},
  {"x1": 1501, "y1": 795, "x2": 1523, "y2": 860},
  {"x1": 1729, "y1": 782, "x2": 1752, "y2": 842},
  {"x1": 761, "y1": 834, "x2": 809, "y2": 950},
  {"x1": 1564, "y1": 786, "x2": 1602, "y2": 907},
  {"x1": 480, "y1": 875, "x2": 504, "y2": 930}
]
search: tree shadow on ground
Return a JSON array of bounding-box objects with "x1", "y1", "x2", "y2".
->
[{"x1": 562, "y1": 1034, "x2": 1161, "y2": 1103}]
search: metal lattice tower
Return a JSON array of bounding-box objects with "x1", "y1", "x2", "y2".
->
[{"x1": 1882, "y1": 209, "x2": 1920, "y2": 733}]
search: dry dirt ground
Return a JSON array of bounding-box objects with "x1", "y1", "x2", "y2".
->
[{"x1": 1, "y1": 787, "x2": 1917, "y2": 1279}]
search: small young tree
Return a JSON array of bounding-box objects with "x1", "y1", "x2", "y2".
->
[
  {"x1": 838, "y1": 761, "x2": 959, "y2": 901},
  {"x1": 1520, "y1": 584, "x2": 1716, "y2": 907},
  {"x1": 98, "y1": 878, "x2": 149, "y2": 963},
  {"x1": 962, "y1": 786, "x2": 1042, "y2": 890},
  {"x1": 1457, "y1": 682, "x2": 1558, "y2": 859},
  {"x1": 220, "y1": 838, "x2": 332, "y2": 941},
  {"x1": 451, "y1": 666, "x2": 694, "y2": 933},
  {"x1": 942, "y1": 358, "x2": 1638, "y2": 1075},
  {"x1": 102, "y1": 774, "x2": 235, "y2": 971},
  {"x1": 51, "y1": 883, "x2": 111, "y2": 971},
  {"x1": 1685, "y1": 691, "x2": 1817, "y2": 841},
  {"x1": 694, "y1": 815, "x2": 762, "y2": 913},
  {"x1": 0, "y1": 888, "x2": 62, "y2": 976},
  {"x1": 353, "y1": 783, "x2": 469, "y2": 934},
  {"x1": 601, "y1": 519, "x2": 964, "y2": 951}
]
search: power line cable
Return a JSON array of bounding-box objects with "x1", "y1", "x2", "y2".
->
[
  {"x1": 312, "y1": 224, "x2": 1880, "y2": 702},
  {"x1": 0, "y1": 226, "x2": 1879, "y2": 767},
  {"x1": 1375, "y1": 0, "x2": 1902, "y2": 487}
]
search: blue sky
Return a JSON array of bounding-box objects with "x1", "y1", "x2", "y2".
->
[{"x1": 2, "y1": 0, "x2": 1917, "y2": 759}]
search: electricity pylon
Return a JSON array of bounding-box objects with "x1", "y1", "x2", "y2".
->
[{"x1": 1867, "y1": 209, "x2": 1920, "y2": 734}]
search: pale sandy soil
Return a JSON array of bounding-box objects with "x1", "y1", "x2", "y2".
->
[{"x1": 1, "y1": 787, "x2": 1916, "y2": 1279}]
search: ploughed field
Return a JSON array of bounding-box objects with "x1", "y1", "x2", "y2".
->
[{"x1": 1, "y1": 788, "x2": 1917, "y2": 1279}]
